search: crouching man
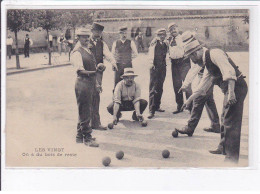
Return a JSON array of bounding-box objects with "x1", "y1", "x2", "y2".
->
[{"x1": 107, "y1": 68, "x2": 148, "y2": 124}]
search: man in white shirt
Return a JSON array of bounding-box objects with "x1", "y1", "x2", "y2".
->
[
  {"x1": 167, "y1": 22, "x2": 192, "y2": 114},
  {"x1": 57, "y1": 33, "x2": 67, "y2": 55},
  {"x1": 176, "y1": 32, "x2": 220, "y2": 134},
  {"x1": 178, "y1": 38, "x2": 248, "y2": 163},
  {"x1": 70, "y1": 28, "x2": 100, "y2": 147},
  {"x1": 111, "y1": 26, "x2": 138, "y2": 88},
  {"x1": 6, "y1": 35, "x2": 13, "y2": 59}
]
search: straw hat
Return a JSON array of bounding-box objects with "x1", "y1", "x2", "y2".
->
[
  {"x1": 121, "y1": 68, "x2": 138, "y2": 78},
  {"x1": 183, "y1": 39, "x2": 203, "y2": 58},
  {"x1": 76, "y1": 28, "x2": 91, "y2": 36},
  {"x1": 156, "y1": 28, "x2": 167, "y2": 35}
]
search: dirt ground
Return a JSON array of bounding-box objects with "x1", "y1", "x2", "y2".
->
[{"x1": 5, "y1": 52, "x2": 249, "y2": 168}]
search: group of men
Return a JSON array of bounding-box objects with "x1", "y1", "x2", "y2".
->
[
  {"x1": 6, "y1": 34, "x2": 33, "y2": 59},
  {"x1": 71, "y1": 21, "x2": 247, "y2": 163}
]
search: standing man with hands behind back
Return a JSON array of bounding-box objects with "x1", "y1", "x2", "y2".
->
[{"x1": 112, "y1": 26, "x2": 138, "y2": 89}]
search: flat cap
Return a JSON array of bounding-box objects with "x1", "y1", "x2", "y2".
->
[
  {"x1": 119, "y1": 26, "x2": 128, "y2": 33},
  {"x1": 76, "y1": 28, "x2": 91, "y2": 36},
  {"x1": 168, "y1": 22, "x2": 178, "y2": 30}
]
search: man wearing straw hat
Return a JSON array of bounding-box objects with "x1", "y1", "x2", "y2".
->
[
  {"x1": 167, "y1": 22, "x2": 192, "y2": 114},
  {"x1": 176, "y1": 31, "x2": 220, "y2": 136},
  {"x1": 107, "y1": 68, "x2": 148, "y2": 124},
  {"x1": 179, "y1": 37, "x2": 248, "y2": 163},
  {"x1": 89, "y1": 22, "x2": 117, "y2": 131},
  {"x1": 147, "y1": 28, "x2": 168, "y2": 119},
  {"x1": 112, "y1": 26, "x2": 138, "y2": 88},
  {"x1": 71, "y1": 28, "x2": 99, "y2": 147}
]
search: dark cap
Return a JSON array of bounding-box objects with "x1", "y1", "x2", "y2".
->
[
  {"x1": 119, "y1": 26, "x2": 127, "y2": 33},
  {"x1": 91, "y1": 22, "x2": 104, "y2": 32}
]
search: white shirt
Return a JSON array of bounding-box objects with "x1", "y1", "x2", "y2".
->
[
  {"x1": 49, "y1": 34, "x2": 53, "y2": 41},
  {"x1": 193, "y1": 47, "x2": 237, "y2": 96},
  {"x1": 182, "y1": 59, "x2": 202, "y2": 90},
  {"x1": 168, "y1": 35, "x2": 184, "y2": 59},
  {"x1": 6, "y1": 37, "x2": 13, "y2": 46},
  {"x1": 71, "y1": 42, "x2": 93, "y2": 71},
  {"x1": 111, "y1": 39, "x2": 138, "y2": 59}
]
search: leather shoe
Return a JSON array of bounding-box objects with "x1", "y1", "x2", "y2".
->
[
  {"x1": 84, "y1": 137, "x2": 99, "y2": 147},
  {"x1": 92, "y1": 125, "x2": 107, "y2": 131},
  {"x1": 76, "y1": 133, "x2": 83, "y2": 143},
  {"x1": 203, "y1": 127, "x2": 220, "y2": 133},
  {"x1": 175, "y1": 126, "x2": 194, "y2": 137},
  {"x1": 209, "y1": 147, "x2": 226, "y2": 155},
  {"x1": 147, "y1": 113, "x2": 154, "y2": 119},
  {"x1": 156, "y1": 108, "x2": 165, "y2": 112},
  {"x1": 172, "y1": 109, "x2": 183, "y2": 114}
]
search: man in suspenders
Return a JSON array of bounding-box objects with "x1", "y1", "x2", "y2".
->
[
  {"x1": 176, "y1": 31, "x2": 220, "y2": 135},
  {"x1": 89, "y1": 22, "x2": 117, "y2": 130},
  {"x1": 180, "y1": 38, "x2": 248, "y2": 163}
]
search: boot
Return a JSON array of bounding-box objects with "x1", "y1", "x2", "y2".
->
[{"x1": 175, "y1": 126, "x2": 194, "y2": 137}]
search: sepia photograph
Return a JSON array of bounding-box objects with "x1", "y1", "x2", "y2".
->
[{"x1": 3, "y1": 6, "x2": 250, "y2": 168}]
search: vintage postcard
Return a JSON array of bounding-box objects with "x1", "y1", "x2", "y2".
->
[{"x1": 3, "y1": 4, "x2": 250, "y2": 168}]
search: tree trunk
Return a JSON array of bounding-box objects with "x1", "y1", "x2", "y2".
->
[
  {"x1": 73, "y1": 27, "x2": 76, "y2": 41},
  {"x1": 14, "y1": 30, "x2": 21, "y2": 69},
  {"x1": 46, "y1": 29, "x2": 52, "y2": 65}
]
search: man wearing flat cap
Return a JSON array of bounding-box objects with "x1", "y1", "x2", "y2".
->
[
  {"x1": 167, "y1": 22, "x2": 192, "y2": 114},
  {"x1": 147, "y1": 28, "x2": 168, "y2": 119},
  {"x1": 89, "y1": 22, "x2": 117, "y2": 131},
  {"x1": 176, "y1": 31, "x2": 220, "y2": 136},
  {"x1": 71, "y1": 28, "x2": 99, "y2": 147},
  {"x1": 179, "y1": 37, "x2": 248, "y2": 163},
  {"x1": 112, "y1": 26, "x2": 138, "y2": 89},
  {"x1": 107, "y1": 68, "x2": 147, "y2": 124}
]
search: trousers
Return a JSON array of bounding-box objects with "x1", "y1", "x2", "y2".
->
[
  {"x1": 149, "y1": 66, "x2": 166, "y2": 113},
  {"x1": 114, "y1": 62, "x2": 132, "y2": 88},
  {"x1": 75, "y1": 76, "x2": 95, "y2": 136},
  {"x1": 24, "y1": 45, "x2": 30, "y2": 57},
  {"x1": 218, "y1": 77, "x2": 248, "y2": 162},
  {"x1": 171, "y1": 58, "x2": 192, "y2": 110},
  {"x1": 91, "y1": 71, "x2": 104, "y2": 128},
  {"x1": 107, "y1": 99, "x2": 148, "y2": 116},
  {"x1": 7, "y1": 45, "x2": 12, "y2": 59},
  {"x1": 187, "y1": 85, "x2": 220, "y2": 131}
]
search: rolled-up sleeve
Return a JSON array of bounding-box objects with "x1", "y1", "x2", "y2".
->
[
  {"x1": 210, "y1": 49, "x2": 237, "y2": 81},
  {"x1": 71, "y1": 51, "x2": 84, "y2": 71},
  {"x1": 182, "y1": 60, "x2": 202, "y2": 88},
  {"x1": 133, "y1": 83, "x2": 141, "y2": 104},
  {"x1": 193, "y1": 67, "x2": 214, "y2": 96},
  {"x1": 113, "y1": 83, "x2": 122, "y2": 104},
  {"x1": 131, "y1": 40, "x2": 138, "y2": 58},
  {"x1": 103, "y1": 42, "x2": 116, "y2": 65},
  {"x1": 148, "y1": 39, "x2": 156, "y2": 64}
]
